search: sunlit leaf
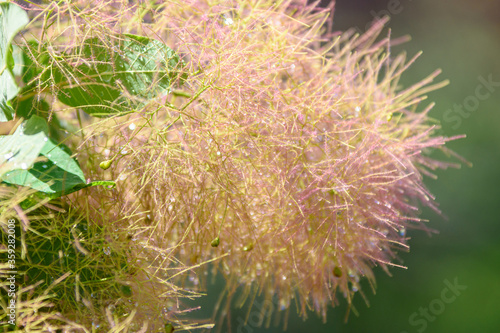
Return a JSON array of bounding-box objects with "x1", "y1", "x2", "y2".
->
[{"x1": 0, "y1": 2, "x2": 29, "y2": 121}]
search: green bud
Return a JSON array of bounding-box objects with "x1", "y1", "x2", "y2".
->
[
  {"x1": 211, "y1": 236, "x2": 220, "y2": 247},
  {"x1": 164, "y1": 323, "x2": 175, "y2": 333},
  {"x1": 333, "y1": 266, "x2": 342, "y2": 278},
  {"x1": 99, "y1": 160, "x2": 112, "y2": 170},
  {"x1": 243, "y1": 242, "x2": 254, "y2": 252}
]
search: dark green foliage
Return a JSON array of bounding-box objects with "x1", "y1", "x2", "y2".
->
[
  {"x1": 0, "y1": 2, "x2": 29, "y2": 120},
  {"x1": 0, "y1": 207, "x2": 133, "y2": 314}
]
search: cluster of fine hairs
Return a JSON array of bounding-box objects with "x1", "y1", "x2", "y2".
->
[{"x1": 7, "y1": 0, "x2": 464, "y2": 331}]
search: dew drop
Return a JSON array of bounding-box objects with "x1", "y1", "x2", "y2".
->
[
  {"x1": 21, "y1": 163, "x2": 28, "y2": 170},
  {"x1": 243, "y1": 243, "x2": 254, "y2": 252},
  {"x1": 279, "y1": 299, "x2": 288, "y2": 311},
  {"x1": 128, "y1": 123, "x2": 136, "y2": 130}
]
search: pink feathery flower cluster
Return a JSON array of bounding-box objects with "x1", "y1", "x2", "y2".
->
[{"x1": 41, "y1": 0, "x2": 464, "y2": 328}]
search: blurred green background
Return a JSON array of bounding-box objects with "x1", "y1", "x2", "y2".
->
[{"x1": 199, "y1": 1, "x2": 500, "y2": 332}]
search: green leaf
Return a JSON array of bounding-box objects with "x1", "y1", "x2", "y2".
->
[
  {"x1": 1, "y1": 115, "x2": 115, "y2": 199},
  {"x1": 11, "y1": 42, "x2": 63, "y2": 138},
  {"x1": 12, "y1": 91, "x2": 51, "y2": 119},
  {"x1": 0, "y1": 115, "x2": 49, "y2": 177},
  {"x1": 10, "y1": 44, "x2": 24, "y2": 77},
  {"x1": 12, "y1": 41, "x2": 52, "y2": 119},
  {"x1": 0, "y1": 2, "x2": 29, "y2": 121},
  {"x1": 4, "y1": 138, "x2": 87, "y2": 194},
  {"x1": 53, "y1": 34, "x2": 186, "y2": 117},
  {"x1": 2, "y1": 136, "x2": 115, "y2": 198}
]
